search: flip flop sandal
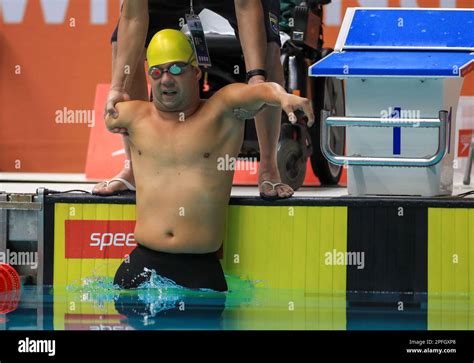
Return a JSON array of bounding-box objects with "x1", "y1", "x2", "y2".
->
[
  {"x1": 259, "y1": 181, "x2": 288, "y2": 201},
  {"x1": 94, "y1": 177, "x2": 136, "y2": 196}
]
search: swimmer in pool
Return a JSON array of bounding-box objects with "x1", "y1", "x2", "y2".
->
[{"x1": 110, "y1": 29, "x2": 314, "y2": 291}]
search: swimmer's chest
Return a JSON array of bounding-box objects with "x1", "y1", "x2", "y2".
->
[{"x1": 130, "y1": 109, "x2": 243, "y2": 167}]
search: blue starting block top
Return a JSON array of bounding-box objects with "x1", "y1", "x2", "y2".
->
[
  {"x1": 310, "y1": 8, "x2": 474, "y2": 78},
  {"x1": 341, "y1": 9, "x2": 474, "y2": 51},
  {"x1": 309, "y1": 51, "x2": 474, "y2": 78}
]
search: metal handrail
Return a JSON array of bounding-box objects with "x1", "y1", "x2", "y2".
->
[{"x1": 321, "y1": 110, "x2": 449, "y2": 167}]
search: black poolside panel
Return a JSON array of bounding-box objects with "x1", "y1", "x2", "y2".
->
[
  {"x1": 413, "y1": 208, "x2": 429, "y2": 293},
  {"x1": 346, "y1": 206, "x2": 428, "y2": 293},
  {"x1": 346, "y1": 206, "x2": 428, "y2": 330}
]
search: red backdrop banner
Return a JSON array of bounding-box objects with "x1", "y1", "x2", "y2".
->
[{"x1": 1, "y1": 0, "x2": 472, "y2": 173}]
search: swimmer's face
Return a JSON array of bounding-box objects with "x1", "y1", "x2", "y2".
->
[{"x1": 150, "y1": 61, "x2": 202, "y2": 113}]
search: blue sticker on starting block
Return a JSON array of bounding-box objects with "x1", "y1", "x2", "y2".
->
[
  {"x1": 393, "y1": 128, "x2": 401, "y2": 155},
  {"x1": 345, "y1": 9, "x2": 474, "y2": 50},
  {"x1": 392, "y1": 107, "x2": 401, "y2": 155}
]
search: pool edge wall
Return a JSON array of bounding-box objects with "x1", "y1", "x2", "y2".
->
[{"x1": 42, "y1": 194, "x2": 474, "y2": 329}]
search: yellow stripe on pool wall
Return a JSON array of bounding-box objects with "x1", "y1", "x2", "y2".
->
[
  {"x1": 53, "y1": 203, "x2": 348, "y2": 330},
  {"x1": 53, "y1": 203, "x2": 134, "y2": 286},
  {"x1": 221, "y1": 205, "x2": 348, "y2": 330},
  {"x1": 53, "y1": 203, "x2": 136, "y2": 329},
  {"x1": 332, "y1": 207, "x2": 348, "y2": 329},
  {"x1": 55, "y1": 203, "x2": 347, "y2": 292},
  {"x1": 222, "y1": 206, "x2": 348, "y2": 290},
  {"x1": 428, "y1": 208, "x2": 474, "y2": 330}
]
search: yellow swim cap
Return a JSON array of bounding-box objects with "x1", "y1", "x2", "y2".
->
[{"x1": 147, "y1": 29, "x2": 198, "y2": 68}]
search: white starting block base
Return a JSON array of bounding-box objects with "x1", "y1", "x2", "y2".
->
[{"x1": 346, "y1": 77, "x2": 463, "y2": 196}]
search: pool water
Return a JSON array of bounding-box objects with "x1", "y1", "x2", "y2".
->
[{"x1": 0, "y1": 273, "x2": 471, "y2": 330}]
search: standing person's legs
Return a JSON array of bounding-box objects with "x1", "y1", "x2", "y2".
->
[
  {"x1": 256, "y1": 38, "x2": 293, "y2": 198},
  {"x1": 206, "y1": 0, "x2": 293, "y2": 198},
  {"x1": 253, "y1": 0, "x2": 293, "y2": 198},
  {"x1": 93, "y1": 41, "x2": 148, "y2": 195}
]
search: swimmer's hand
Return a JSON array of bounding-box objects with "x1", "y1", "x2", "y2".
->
[
  {"x1": 104, "y1": 102, "x2": 138, "y2": 135},
  {"x1": 104, "y1": 88, "x2": 131, "y2": 119},
  {"x1": 280, "y1": 93, "x2": 315, "y2": 127},
  {"x1": 104, "y1": 113, "x2": 129, "y2": 135}
]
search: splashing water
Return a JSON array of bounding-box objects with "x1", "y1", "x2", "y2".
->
[
  {"x1": 135, "y1": 268, "x2": 185, "y2": 291},
  {"x1": 67, "y1": 268, "x2": 187, "y2": 293},
  {"x1": 67, "y1": 268, "x2": 260, "y2": 295},
  {"x1": 64, "y1": 269, "x2": 263, "y2": 324}
]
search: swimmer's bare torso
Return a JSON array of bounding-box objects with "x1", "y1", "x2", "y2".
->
[
  {"x1": 112, "y1": 87, "x2": 246, "y2": 254},
  {"x1": 106, "y1": 81, "x2": 313, "y2": 254}
]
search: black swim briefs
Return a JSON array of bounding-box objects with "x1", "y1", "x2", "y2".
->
[
  {"x1": 110, "y1": 0, "x2": 281, "y2": 47},
  {"x1": 114, "y1": 243, "x2": 228, "y2": 291}
]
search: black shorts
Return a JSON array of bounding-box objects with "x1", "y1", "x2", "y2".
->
[
  {"x1": 110, "y1": 0, "x2": 281, "y2": 47},
  {"x1": 113, "y1": 244, "x2": 228, "y2": 291}
]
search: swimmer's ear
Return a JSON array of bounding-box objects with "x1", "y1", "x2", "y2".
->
[{"x1": 194, "y1": 66, "x2": 202, "y2": 81}]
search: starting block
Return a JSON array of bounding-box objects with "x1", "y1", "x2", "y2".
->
[{"x1": 310, "y1": 8, "x2": 474, "y2": 196}]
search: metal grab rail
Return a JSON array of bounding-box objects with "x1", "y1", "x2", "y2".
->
[{"x1": 321, "y1": 110, "x2": 449, "y2": 167}]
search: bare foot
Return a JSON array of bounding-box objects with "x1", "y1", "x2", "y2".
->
[
  {"x1": 259, "y1": 169, "x2": 294, "y2": 200},
  {"x1": 92, "y1": 168, "x2": 135, "y2": 196}
]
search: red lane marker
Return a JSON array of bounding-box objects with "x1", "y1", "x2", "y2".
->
[{"x1": 0, "y1": 264, "x2": 21, "y2": 314}]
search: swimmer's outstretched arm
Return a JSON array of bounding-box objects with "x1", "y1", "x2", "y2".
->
[{"x1": 219, "y1": 83, "x2": 315, "y2": 127}]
